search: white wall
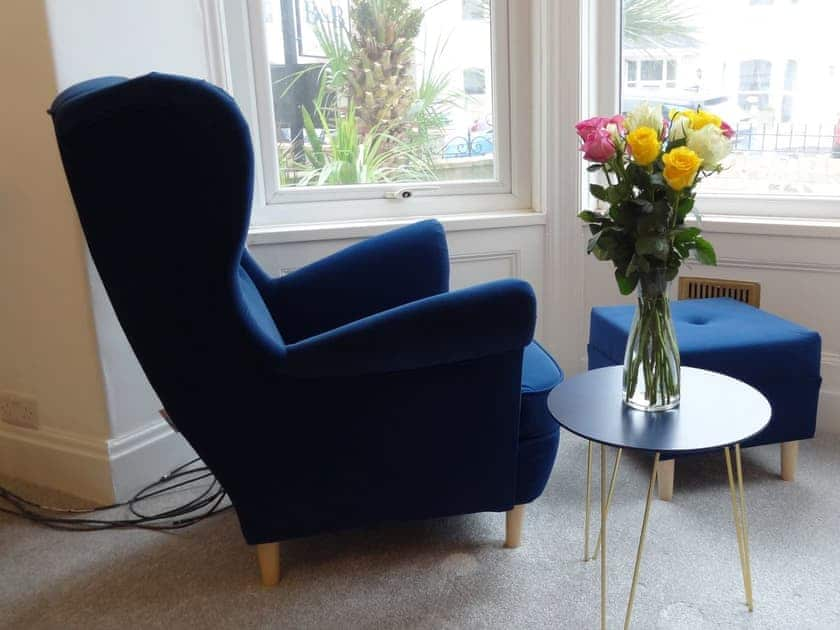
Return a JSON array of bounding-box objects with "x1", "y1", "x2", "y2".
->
[
  {"x1": 42, "y1": 0, "x2": 222, "y2": 499},
  {"x1": 0, "y1": 0, "x2": 112, "y2": 498},
  {"x1": 0, "y1": 0, "x2": 215, "y2": 502},
  {"x1": 45, "y1": 0, "x2": 213, "y2": 435},
  {"x1": 46, "y1": 0, "x2": 210, "y2": 90}
]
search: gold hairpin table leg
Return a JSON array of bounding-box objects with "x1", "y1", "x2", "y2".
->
[
  {"x1": 584, "y1": 441, "x2": 593, "y2": 561},
  {"x1": 600, "y1": 444, "x2": 609, "y2": 630},
  {"x1": 600, "y1": 444, "x2": 607, "y2": 630},
  {"x1": 593, "y1": 447, "x2": 622, "y2": 560},
  {"x1": 725, "y1": 444, "x2": 754, "y2": 611},
  {"x1": 624, "y1": 452, "x2": 660, "y2": 630}
]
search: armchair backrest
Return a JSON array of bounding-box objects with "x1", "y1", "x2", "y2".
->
[{"x1": 49, "y1": 73, "x2": 284, "y2": 438}]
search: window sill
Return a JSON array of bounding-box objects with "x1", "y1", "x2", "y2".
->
[
  {"x1": 246, "y1": 210, "x2": 547, "y2": 246},
  {"x1": 690, "y1": 214, "x2": 840, "y2": 239}
]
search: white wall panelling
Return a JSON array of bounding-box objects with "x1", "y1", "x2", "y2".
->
[{"x1": 248, "y1": 224, "x2": 547, "y2": 340}]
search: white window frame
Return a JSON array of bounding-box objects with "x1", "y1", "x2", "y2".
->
[
  {"x1": 216, "y1": 0, "x2": 534, "y2": 227},
  {"x1": 594, "y1": 0, "x2": 840, "y2": 222}
]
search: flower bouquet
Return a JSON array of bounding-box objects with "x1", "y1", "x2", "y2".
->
[{"x1": 576, "y1": 103, "x2": 732, "y2": 410}]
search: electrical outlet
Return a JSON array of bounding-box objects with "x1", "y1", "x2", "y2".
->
[{"x1": 0, "y1": 392, "x2": 39, "y2": 429}]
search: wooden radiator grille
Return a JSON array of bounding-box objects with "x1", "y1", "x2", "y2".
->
[{"x1": 678, "y1": 277, "x2": 761, "y2": 307}]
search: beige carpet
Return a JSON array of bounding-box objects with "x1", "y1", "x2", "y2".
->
[{"x1": 2, "y1": 432, "x2": 840, "y2": 629}]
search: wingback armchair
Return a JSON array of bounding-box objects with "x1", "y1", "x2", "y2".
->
[{"x1": 49, "y1": 73, "x2": 563, "y2": 585}]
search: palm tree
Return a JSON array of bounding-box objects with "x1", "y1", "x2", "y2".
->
[
  {"x1": 347, "y1": 0, "x2": 423, "y2": 138},
  {"x1": 623, "y1": 0, "x2": 699, "y2": 51},
  {"x1": 479, "y1": 0, "x2": 697, "y2": 51}
]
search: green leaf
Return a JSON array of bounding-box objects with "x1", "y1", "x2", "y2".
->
[
  {"x1": 636, "y1": 236, "x2": 670, "y2": 261},
  {"x1": 301, "y1": 108, "x2": 323, "y2": 157},
  {"x1": 578, "y1": 210, "x2": 607, "y2": 223},
  {"x1": 627, "y1": 163, "x2": 651, "y2": 189},
  {"x1": 672, "y1": 226, "x2": 701, "y2": 245},
  {"x1": 693, "y1": 237, "x2": 717, "y2": 265},
  {"x1": 627, "y1": 253, "x2": 650, "y2": 274},
  {"x1": 589, "y1": 184, "x2": 610, "y2": 202},
  {"x1": 615, "y1": 269, "x2": 639, "y2": 295},
  {"x1": 610, "y1": 203, "x2": 635, "y2": 227},
  {"x1": 674, "y1": 242, "x2": 691, "y2": 258},
  {"x1": 587, "y1": 163, "x2": 603, "y2": 173},
  {"x1": 637, "y1": 214, "x2": 667, "y2": 236},
  {"x1": 596, "y1": 233, "x2": 619, "y2": 260},
  {"x1": 676, "y1": 196, "x2": 696, "y2": 223}
]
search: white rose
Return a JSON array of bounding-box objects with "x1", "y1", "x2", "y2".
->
[
  {"x1": 625, "y1": 102, "x2": 663, "y2": 135},
  {"x1": 605, "y1": 122, "x2": 624, "y2": 147},
  {"x1": 686, "y1": 124, "x2": 731, "y2": 170},
  {"x1": 669, "y1": 114, "x2": 693, "y2": 142}
]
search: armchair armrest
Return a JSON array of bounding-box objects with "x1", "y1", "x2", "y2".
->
[
  {"x1": 282, "y1": 278, "x2": 536, "y2": 378},
  {"x1": 247, "y1": 219, "x2": 450, "y2": 343}
]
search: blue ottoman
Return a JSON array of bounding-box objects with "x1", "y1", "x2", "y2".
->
[{"x1": 588, "y1": 297, "x2": 822, "y2": 496}]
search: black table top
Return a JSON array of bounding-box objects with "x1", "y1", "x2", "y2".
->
[{"x1": 546, "y1": 367, "x2": 771, "y2": 453}]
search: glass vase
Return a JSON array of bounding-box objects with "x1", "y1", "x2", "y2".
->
[{"x1": 622, "y1": 270, "x2": 681, "y2": 411}]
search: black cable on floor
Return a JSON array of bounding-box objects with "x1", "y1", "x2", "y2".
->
[{"x1": 0, "y1": 458, "x2": 232, "y2": 531}]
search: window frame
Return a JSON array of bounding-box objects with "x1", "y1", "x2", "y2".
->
[
  {"x1": 219, "y1": 0, "x2": 534, "y2": 228},
  {"x1": 595, "y1": 0, "x2": 840, "y2": 222}
]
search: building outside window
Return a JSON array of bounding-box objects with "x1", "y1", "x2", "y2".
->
[
  {"x1": 462, "y1": 0, "x2": 489, "y2": 20},
  {"x1": 738, "y1": 59, "x2": 772, "y2": 111},
  {"x1": 463, "y1": 68, "x2": 487, "y2": 95},
  {"x1": 618, "y1": 0, "x2": 840, "y2": 205}
]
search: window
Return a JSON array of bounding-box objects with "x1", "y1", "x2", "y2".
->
[
  {"x1": 222, "y1": 0, "x2": 531, "y2": 226},
  {"x1": 615, "y1": 0, "x2": 840, "y2": 213},
  {"x1": 624, "y1": 57, "x2": 677, "y2": 91},
  {"x1": 462, "y1": 0, "x2": 489, "y2": 20},
  {"x1": 640, "y1": 60, "x2": 663, "y2": 82},
  {"x1": 782, "y1": 60, "x2": 797, "y2": 122},
  {"x1": 463, "y1": 68, "x2": 487, "y2": 95},
  {"x1": 738, "y1": 59, "x2": 772, "y2": 111},
  {"x1": 626, "y1": 60, "x2": 637, "y2": 87}
]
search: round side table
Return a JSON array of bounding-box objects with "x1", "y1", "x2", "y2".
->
[{"x1": 547, "y1": 366, "x2": 771, "y2": 630}]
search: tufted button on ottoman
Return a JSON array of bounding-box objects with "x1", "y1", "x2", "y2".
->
[{"x1": 588, "y1": 297, "x2": 822, "y2": 499}]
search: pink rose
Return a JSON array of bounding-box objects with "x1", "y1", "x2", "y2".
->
[
  {"x1": 576, "y1": 115, "x2": 625, "y2": 140},
  {"x1": 720, "y1": 121, "x2": 735, "y2": 139},
  {"x1": 575, "y1": 116, "x2": 608, "y2": 140},
  {"x1": 607, "y1": 114, "x2": 625, "y2": 129},
  {"x1": 580, "y1": 128, "x2": 616, "y2": 163}
]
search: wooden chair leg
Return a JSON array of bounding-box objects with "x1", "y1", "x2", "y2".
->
[
  {"x1": 781, "y1": 441, "x2": 799, "y2": 481},
  {"x1": 657, "y1": 459, "x2": 675, "y2": 501},
  {"x1": 504, "y1": 504, "x2": 526, "y2": 548},
  {"x1": 256, "y1": 542, "x2": 281, "y2": 586}
]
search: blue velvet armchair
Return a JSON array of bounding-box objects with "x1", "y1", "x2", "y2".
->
[{"x1": 49, "y1": 73, "x2": 563, "y2": 584}]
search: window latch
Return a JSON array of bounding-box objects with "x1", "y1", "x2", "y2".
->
[{"x1": 384, "y1": 185, "x2": 441, "y2": 200}]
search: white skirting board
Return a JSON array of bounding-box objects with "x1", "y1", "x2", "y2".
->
[
  {"x1": 818, "y1": 389, "x2": 840, "y2": 436},
  {"x1": 0, "y1": 419, "x2": 196, "y2": 504}
]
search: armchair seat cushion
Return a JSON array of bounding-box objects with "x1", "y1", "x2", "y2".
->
[
  {"x1": 516, "y1": 341, "x2": 563, "y2": 504},
  {"x1": 588, "y1": 297, "x2": 822, "y2": 446},
  {"x1": 520, "y1": 341, "x2": 564, "y2": 439}
]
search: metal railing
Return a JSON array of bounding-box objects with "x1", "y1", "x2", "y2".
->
[
  {"x1": 440, "y1": 127, "x2": 495, "y2": 159},
  {"x1": 732, "y1": 121, "x2": 839, "y2": 155}
]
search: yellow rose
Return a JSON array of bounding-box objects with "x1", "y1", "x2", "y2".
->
[
  {"x1": 662, "y1": 146, "x2": 703, "y2": 191},
  {"x1": 626, "y1": 126, "x2": 661, "y2": 166},
  {"x1": 676, "y1": 109, "x2": 722, "y2": 131}
]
